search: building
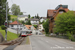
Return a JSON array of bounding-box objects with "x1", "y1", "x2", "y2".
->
[
  {"x1": 25, "y1": 25, "x2": 36, "y2": 30},
  {"x1": 38, "y1": 24, "x2": 44, "y2": 31},
  {"x1": 17, "y1": 15, "x2": 28, "y2": 22},
  {"x1": 47, "y1": 4, "x2": 69, "y2": 33},
  {"x1": 9, "y1": 21, "x2": 24, "y2": 30},
  {"x1": 30, "y1": 19, "x2": 39, "y2": 25},
  {"x1": 39, "y1": 17, "x2": 47, "y2": 22}
]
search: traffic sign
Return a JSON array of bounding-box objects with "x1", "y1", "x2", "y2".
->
[{"x1": 4, "y1": 22, "x2": 8, "y2": 27}]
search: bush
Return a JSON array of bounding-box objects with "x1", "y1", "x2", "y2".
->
[
  {"x1": 1, "y1": 25, "x2": 5, "y2": 30},
  {"x1": 66, "y1": 33, "x2": 72, "y2": 40},
  {"x1": 71, "y1": 37, "x2": 75, "y2": 41}
]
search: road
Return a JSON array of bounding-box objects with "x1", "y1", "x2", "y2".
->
[{"x1": 30, "y1": 35, "x2": 75, "y2": 50}]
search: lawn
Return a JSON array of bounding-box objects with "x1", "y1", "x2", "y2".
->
[
  {"x1": 26, "y1": 36, "x2": 30, "y2": 44},
  {"x1": 10, "y1": 15, "x2": 18, "y2": 19},
  {"x1": 0, "y1": 30, "x2": 18, "y2": 41}
]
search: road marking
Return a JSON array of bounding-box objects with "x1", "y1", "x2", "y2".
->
[{"x1": 55, "y1": 45, "x2": 60, "y2": 47}]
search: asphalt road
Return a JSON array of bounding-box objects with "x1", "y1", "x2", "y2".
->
[{"x1": 30, "y1": 35, "x2": 75, "y2": 50}]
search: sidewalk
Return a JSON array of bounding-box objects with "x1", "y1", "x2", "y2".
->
[
  {"x1": 14, "y1": 44, "x2": 32, "y2": 50},
  {"x1": 14, "y1": 36, "x2": 32, "y2": 50},
  {"x1": 0, "y1": 45, "x2": 8, "y2": 50}
]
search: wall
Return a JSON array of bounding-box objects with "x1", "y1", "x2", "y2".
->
[
  {"x1": 38, "y1": 24, "x2": 44, "y2": 31},
  {"x1": 9, "y1": 24, "x2": 24, "y2": 30},
  {"x1": 18, "y1": 17, "x2": 28, "y2": 21},
  {"x1": 31, "y1": 20, "x2": 39, "y2": 25},
  {"x1": 40, "y1": 18, "x2": 46, "y2": 22}
]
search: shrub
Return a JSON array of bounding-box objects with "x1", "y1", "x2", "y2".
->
[{"x1": 1, "y1": 25, "x2": 5, "y2": 30}]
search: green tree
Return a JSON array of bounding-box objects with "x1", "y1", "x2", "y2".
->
[
  {"x1": 33, "y1": 25, "x2": 38, "y2": 28},
  {"x1": 0, "y1": 0, "x2": 10, "y2": 26},
  {"x1": 43, "y1": 19, "x2": 49, "y2": 34},
  {"x1": 11, "y1": 4, "x2": 20, "y2": 15},
  {"x1": 19, "y1": 12, "x2": 23, "y2": 15},
  {"x1": 31, "y1": 17, "x2": 34, "y2": 19},
  {"x1": 35, "y1": 14, "x2": 39, "y2": 19},
  {"x1": 54, "y1": 11, "x2": 75, "y2": 35},
  {"x1": 25, "y1": 20, "x2": 31, "y2": 25},
  {"x1": 28, "y1": 14, "x2": 30, "y2": 18}
]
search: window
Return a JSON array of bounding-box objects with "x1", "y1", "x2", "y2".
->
[
  {"x1": 59, "y1": 11, "x2": 64, "y2": 13},
  {"x1": 11, "y1": 25, "x2": 13, "y2": 27},
  {"x1": 20, "y1": 25, "x2": 22, "y2": 27}
]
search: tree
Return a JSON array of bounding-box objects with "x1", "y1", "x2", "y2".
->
[
  {"x1": 11, "y1": 4, "x2": 20, "y2": 15},
  {"x1": 19, "y1": 12, "x2": 23, "y2": 15},
  {"x1": 31, "y1": 17, "x2": 34, "y2": 19},
  {"x1": 28, "y1": 14, "x2": 30, "y2": 18},
  {"x1": 25, "y1": 20, "x2": 31, "y2": 25},
  {"x1": 54, "y1": 11, "x2": 75, "y2": 35},
  {"x1": 43, "y1": 19, "x2": 49, "y2": 34},
  {"x1": 0, "y1": 0, "x2": 10, "y2": 26},
  {"x1": 33, "y1": 25, "x2": 38, "y2": 29}
]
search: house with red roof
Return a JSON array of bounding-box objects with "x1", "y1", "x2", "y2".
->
[
  {"x1": 47, "y1": 4, "x2": 69, "y2": 33},
  {"x1": 9, "y1": 21, "x2": 24, "y2": 30}
]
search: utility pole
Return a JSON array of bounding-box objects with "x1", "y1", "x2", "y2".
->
[
  {"x1": 5, "y1": 1, "x2": 8, "y2": 41},
  {"x1": 17, "y1": 17, "x2": 19, "y2": 37}
]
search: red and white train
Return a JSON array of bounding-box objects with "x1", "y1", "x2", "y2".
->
[{"x1": 20, "y1": 31, "x2": 32, "y2": 37}]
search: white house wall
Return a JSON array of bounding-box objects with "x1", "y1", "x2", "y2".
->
[
  {"x1": 18, "y1": 17, "x2": 28, "y2": 21},
  {"x1": 40, "y1": 18, "x2": 46, "y2": 22},
  {"x1": 9, "y1": 25, "x2": 24, "y2": 30},
  {"x1": 31, "y1": 21, "x2": 39, "y2": 25},
  {"x1": 38, "y1": 24, "x2": 44, "y2": 31}
]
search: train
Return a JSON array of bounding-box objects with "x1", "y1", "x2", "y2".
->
[{"x1": 20, "y1": 31, "x2": 32, "y2": 37}]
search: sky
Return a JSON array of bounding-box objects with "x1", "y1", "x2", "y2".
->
[{"x1": 7, "y1": 0, "x2": 75, "y2": 17}]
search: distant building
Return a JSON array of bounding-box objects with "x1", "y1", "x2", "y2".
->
[
  {"x1": 9, "y1": 21, "x2": 24, "y2": 30},
  {"x1": 30, "y1": 18, "x2": 39, "y2": 25},
  {"x1": 17, "y1": 15, "x2": 28, "y2": 22},
  {"x1": 38, "y1": 24, "x2": 44, "y2": 31},
  {"x1": 47, "y1": 4, "x2": 69, "y2": 33},
  {"x1": 39, "y1": 17, "x2": 47, "y2": 22}
]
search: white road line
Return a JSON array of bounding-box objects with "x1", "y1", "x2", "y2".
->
[{"x1": 55, "y1": 45, "x2": 61, "y2": 47}]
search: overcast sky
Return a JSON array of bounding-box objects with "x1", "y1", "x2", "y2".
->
[{"x1": 7, "y1": 0, "x2": 75, "y2": 17}]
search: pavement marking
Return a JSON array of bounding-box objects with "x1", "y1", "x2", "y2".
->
[{"x1": 55, "y1": 45, "x2": 60, "y2": 47}]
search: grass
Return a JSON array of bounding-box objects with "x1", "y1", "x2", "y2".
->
[
  {"x1": 10, "y1": 15, "x2": 17, "y2": 19},
  {"x1": 0, "y1": 30, "x2": 18, "y2": 41},
  {"x1": 26, "y1": 36, "x2": 30, "y2": 44}
]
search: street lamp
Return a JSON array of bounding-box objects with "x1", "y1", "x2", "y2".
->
[{"x1": 5, "y1": 1, "x2": 8, "y2": 41}]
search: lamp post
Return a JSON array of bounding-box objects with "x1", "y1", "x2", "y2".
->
[{"x1": 5, "y1": 1, "x2": 8, "y2": 41}]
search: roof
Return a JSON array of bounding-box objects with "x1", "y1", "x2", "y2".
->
[
  {"x1": 30, "y1": 19, "x2": 39, "y2": 21},
  {"x1": 47, "y1": 10, "x2": 57, "y2": 17},
  {"x1": 18, "y1": 15, "x2": 28, "y2": 17},
  {"x1": 9, "y1": 21, "x2": 22, "y2": 25},
  {"x1": 47, "y1": 5, "x2": 69, "y2": 18},
  {"x1": 25, "y1": 25, "x2": 36, "y2": 29},
  {"x1": 39, "y1": 17, "x2": 47, "y2": 20}
]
